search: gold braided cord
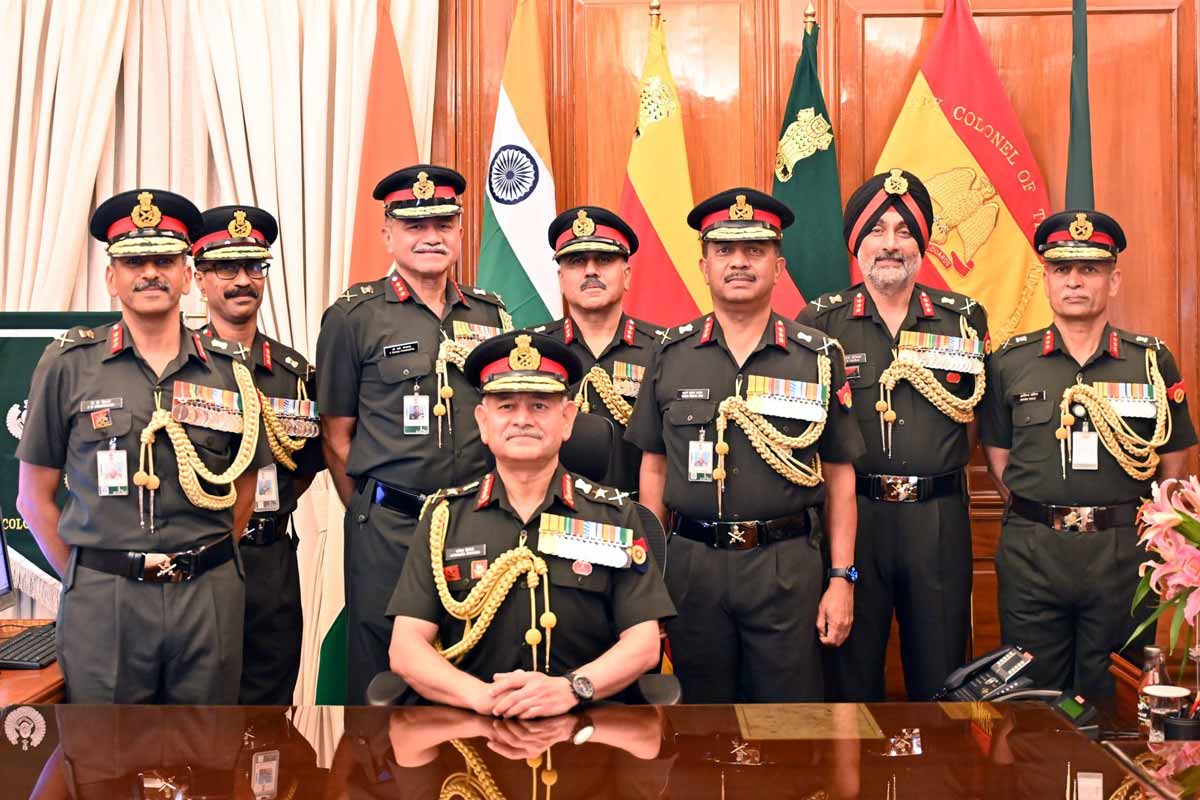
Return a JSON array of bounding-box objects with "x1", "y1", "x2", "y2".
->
[
  {"x1": 259, "y1": 390, "x2": 304, "y2": 471},
  {"x1": 713, "y1": 355, "x2": 831, "y2": 515},
  {"x1": 441, "y1": 739, "x2": 507, "y2": 800},
  {"x1": 874, "y1": 314, "x2": 985, "y2": 457},
  {"x1": 499, "y1": 308, "x2": 515, "y2": 333},
  {"x1": 428, "y1": 499, "x2": 556, "y2": 670},
  {"x1": 434, "y1": 339, "x2": 471, "y2": 447},
  {"x1": 1055, "y1": 348, "x2": 1171, "y2": 481},
  {"x1": 574, "y1": 365, "x2": 633, "y2": 426},
  {"x1": 134, "y1": 360, "x2": 262, "y2": 511}
]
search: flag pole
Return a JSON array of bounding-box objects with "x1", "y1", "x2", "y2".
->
[
  {"x1": 650, "y1": 0, "x2": 661, "y2": 25},
  {"x1": 805, "y1": 2, "x2": 816, "y2": 34}
]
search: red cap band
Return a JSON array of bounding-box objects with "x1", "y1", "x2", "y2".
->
[
  {"x1": 847, "y1": 188, "x2": 931, "y2": 254},
  {"x1": 191, "y1": 229, "x2": 268, "y2": 256},
  {"x1": 384, "y1": 185, "x2": 458, "y2": 204},
  {"x1": 555, "y1": 224, "x2": 631, "y2": 253},
  {"x1": 1046, "y1": 229, "x2": 1116, "y2": 246},
  {"x1": 480, "y1": 357, "x2": 569, "y2": 384},
  {"x1": 106, "y1": 215, "x2": 189, "y2": 241},
  {"x1": 699, "y1": 207, "x2": 782, "y2": 232}
]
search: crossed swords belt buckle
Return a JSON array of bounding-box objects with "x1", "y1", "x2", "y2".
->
[
  {"x1": 881, "y1": 475, "x2": 919, "y2": 502},
  {"x1": 142, "y1": 551, "x2": 195, "y2": 582},
  {"x1": 1054, "y1": 506, "x2": 1096, "y2": 532}
]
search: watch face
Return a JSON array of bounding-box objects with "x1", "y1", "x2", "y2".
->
[
  {"x1": 847, "y1": 565, "x2": 859, "y2": 583},
  {"x1": 572, "y1": 674, "x2": 595, "y2": 701}
]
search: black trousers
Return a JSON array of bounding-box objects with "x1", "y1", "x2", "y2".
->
[
  {"x1": 664, "y1": 530, "x2": 823, "y2": 703},
  {"x1": 825, "y1": 492, "x2": 974, "y2": 701},
  {"x1": 239, "y1": 524, "x2": 303, "y2": 705},
  {"x1": 996, "y1": 513, "x2": 1155, "y2": 697},
  {"x1": 345, "y1": 480, "x2": 419, "y2": 705}
]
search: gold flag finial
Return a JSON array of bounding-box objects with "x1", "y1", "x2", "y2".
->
[
  {"x1": 805, "y1": 2, "x2": 816, "y2": 33},
  {"x1": 650, "y1": 0, "x2": 661, "y2": 21}
]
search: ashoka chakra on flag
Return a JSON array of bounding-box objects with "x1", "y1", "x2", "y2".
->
[{"x1": 488, "y1": 145, "x2": 539, "y2": 205}]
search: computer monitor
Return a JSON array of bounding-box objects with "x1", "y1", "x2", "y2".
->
[{"x1": 0, "y1": 521, "x2": 16, "y2": 614}]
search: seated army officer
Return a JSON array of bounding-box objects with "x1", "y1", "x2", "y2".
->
[{"x1": 387, "y1": 330, "x2": 676, "y2": 718}]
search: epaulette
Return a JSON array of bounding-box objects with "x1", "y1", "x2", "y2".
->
[
  {"x1": 568, "y1": 474, "x2": 627, "y2": 508},
  {"x1": 631, "y1": 317, "x2": 667, "y2": 342},
  {"x1": 268, "y1": 337, "x2": 311, "y2": 376},
  {"x1": 659, "y1": 316, "x2": 708, "y2": 349},
  {"x1": 529, "y1": 319, "x2": 565, "y2": 335},
  {"x1": 462, "y1": 284, "x2": 504, "y2": 306},
  {"x1": 48, "y1": 324, "x2": 105, "y2": 355},
  {"x1": 997, "y1": 327, "x2": 1049, "y2": 354},
  {"x1": 419, "y1": 479, "x2": 482, "y2": 520},
  {"x1": 1120, "y1": 329, "x2": 1167, "y2": 351},
  {"x1": 790, "y1": 318, "x2": 843, "y2": 356},
  {"x1": 927, "y1": 288, "x2": 982, "y2": 316},
  {"x1": 803, "y1": 288, "x2": 856, "y2": 317},
  {"x1": 334, "y1": 279, "x2": 386, "y2": 312},
  {"x1": 201, "y1": 334, "x2": 239, "y2": 359}
]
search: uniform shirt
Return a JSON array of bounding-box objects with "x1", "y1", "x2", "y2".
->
[
  {"x1": 387, "y1": 465, "x2": 676, "y2": 679},
  {"x1": 531, "y1": 313, "x2": 661, "y2": 493},
  {"x1": 797, "y1": 283, "x2": 989, "y2": 475},
  {"x1": 17, "y1": 321, "x2": 273, "y2": 551},
  {"x1": 624, "y1": 312, "x2": 865, "y2": 521},
  {"x1": 315, "y1": 274, "x2": 507, "y2": 491},
  {"x1": 981, "y1": 324, "x2": 1197, "y2": 506},
  {"x1": 200, "y1": 326, "x2": 324, "y2": 518}
]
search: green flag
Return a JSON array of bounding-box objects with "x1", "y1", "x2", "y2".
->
[
  {"x1": 1066, "y1": 0, "x2": 1095, "y2": 207},
  {"x1": 772, "y1": 22, "x2": 847, "y2": 300}
]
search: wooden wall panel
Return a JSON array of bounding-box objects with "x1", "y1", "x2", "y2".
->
[{"x1": 431, "y1": 0, "x2": 1199, "y2": 696}]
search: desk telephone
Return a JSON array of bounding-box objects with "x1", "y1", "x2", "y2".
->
[{"x1": 935, "y1": 645, "x2": 1035, "y2": 701}]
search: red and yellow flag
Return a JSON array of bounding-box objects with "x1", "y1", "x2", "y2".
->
[
  {"x1": 347, "y1": 0, "x2": 419, "y2": 286},
  {"x1": 872, "y1": 0, "x2": 1051, "y2": 343}
]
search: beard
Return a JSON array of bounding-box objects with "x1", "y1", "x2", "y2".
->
[{"x1": 861, "y1": 249, "x2": 920, "y2": 293}]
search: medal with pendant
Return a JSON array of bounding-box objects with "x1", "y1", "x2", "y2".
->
[{"x1": 688, "y1": 428, "x2": 714, "y2": 483}]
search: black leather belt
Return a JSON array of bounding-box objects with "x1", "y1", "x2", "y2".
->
[
  {"x1": 77, "y1": 535, "x2": 235, "y2": 583},
  {"x1": 367, "y1": 479, "x2": 427, "y2": 517},
  {"x1": 1009, "y1": 494, "x2": 1140, "y2": 533},
  {"x1": 242, "y1": 515, "x2": 290, "y2": 546},
  {"x1": 671, "y1": 511, "x2": 813, "y2": 550},
  {"x1": 856, "y1": 470, "x2": 962, "y2": 503}
]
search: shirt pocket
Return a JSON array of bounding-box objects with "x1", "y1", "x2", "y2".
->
[
  {"x1": 376, "y1": 352, "x2": 434, "y2": 385},
  {"x1": 1011, "y1": 398, "x2": 1055, "y2": 428},
  {"x1": 189, "y1": 427, "x2": 234, "y2": 459},
  {"x1": 546, "y1": 555, "x2": 612, "y2": 595},
  {"x1": 75, "y1": 409, "x2": 133, "y2": 446},
  {"x1": 665, "y1": 400, "x2": 717, "y2": 428}
]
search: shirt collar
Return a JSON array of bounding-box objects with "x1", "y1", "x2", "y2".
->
[
  {"x1": 103, "y1": 320, "x2": 212, "y2": 372},
  {"x1": 474, "y1": 463, "x2": 577, "y2": 517},
  {"x1": 562, "y1": 313, "x2": 642, "y2": 356},
  {"x1": 696, "y1": 312, "x2": 791, "y2": 354},
  {"x1": 1039, "y1": 323, "x2": 1124, "y2": 363},
  {"x1": 853, "y1": 283, "x2": 933, "y2": 332},
  {"x1": 387, "y1": 273, "x2": 470, "y2": 309}
]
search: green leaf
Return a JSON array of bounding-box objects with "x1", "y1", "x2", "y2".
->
[
  {"x1": 1132, "y1": 569, "x2": 1155, "y2": 612},
  {"x1": 1124, "y1": 597, "x2": 1181, "y2": 650},
  {"x1": 1175, "y1": 513, "x2": 1200, "y2": 545},
  {"x1": 1171, "y1": 596, "x2": 1189, "y2": 653}
]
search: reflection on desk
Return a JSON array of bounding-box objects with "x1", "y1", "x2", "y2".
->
[{"x1": 0, "y1": 702, "x2": 1163, "y2": 799}]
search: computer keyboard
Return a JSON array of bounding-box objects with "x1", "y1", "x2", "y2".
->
[{"x1": 0, "y1": 622, "x2": 57, "y2": 669}]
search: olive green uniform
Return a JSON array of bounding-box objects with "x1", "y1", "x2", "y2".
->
[
  {"x1": 981, "y1": 324, "x2": 1196, "y2": 694},
  {"x1": 798, "y1": 283, "x2": 988, "y2": 700},
  {"x1": 624, "y1": 312, "x2": 865, "y2": 702},
  {"x1": 200, "y1": 326, "x2": 324, "y2": 705},
  {"x1": 16, "y1": 321, "x2": 272, "y2": 703},
  {"x1": 316, "y1": 273, "x2": 508, "y2": 702},
  {"x1": 387, "y1": 464, "x2": 676, "y2": 684},
  {"x1": 531, "y1": 314, "x2": 661, "y2": 493}
]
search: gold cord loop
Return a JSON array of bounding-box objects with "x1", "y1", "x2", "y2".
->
[{"x1": 573, "y1": 365, "x2": 633, "y2": 426}]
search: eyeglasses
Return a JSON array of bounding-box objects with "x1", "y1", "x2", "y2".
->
[{"x1": 200, "y1": 262, "x2": 270, "y2": 280}]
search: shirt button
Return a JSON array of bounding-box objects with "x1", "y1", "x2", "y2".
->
[
  {"x1": 403, "y1": 368, "x2": 410, "y2": 376},
  {"x1": 897, "y1": 419, "x2": 905, "y2": 426},
  {"x1": 356, "y1": 513, "x2": 367, "y2": 523},
  {"x1": 1076, "y1": 372, "x2": 1084, "y2": 383},
  {"x1": 732, "y1": 467, "x2": 739, "y2": 475},
  {"x1": 1024, "y1": 415, "x2": 1032, "y2": 423},
  {"x1": 687, "y1": 414, "x2": 694, "y2": 421}
]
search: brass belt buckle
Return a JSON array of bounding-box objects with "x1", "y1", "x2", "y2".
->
[
  {"x1": 881, "y1": 475, "x2": 920, "y2": 502},
  {"x1": 1054, "y1": 505, "x2": 1096, "y2": 532}
]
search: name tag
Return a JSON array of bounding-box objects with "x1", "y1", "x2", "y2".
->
[
  {"x1": 81, "y1": 397, "x2": 123, "y2": 412},
  {"x1": 445, "y1": 544, "x2": 487, "y2": 561},
  {"x1": 383, "y1": 341, "x2": 419, "y2": 357},
  {"x1": 1014, "y1": 391, "x2": 1047, "y2": 404},
  {"x1": 844, "y1": 352, "x2": 868, "y2": 365},
  {"x1": 678, "y1": 389, "x2": 710, "y2": 400}
]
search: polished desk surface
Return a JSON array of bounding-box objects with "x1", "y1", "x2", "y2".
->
[
  {"x1": 0, "y1": 702, "x2": 1167, "y2": 799},
  {"x1": 0, "y1": 619, "x2": 64, "y2": 706}
]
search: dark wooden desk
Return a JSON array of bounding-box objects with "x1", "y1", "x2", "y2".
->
[
  {"x1": 0, "y1": 702, "x2": 1166, "y2": 799},
  {"x1": 0, "y1": 618, "x2": 63, "y2": 705}
]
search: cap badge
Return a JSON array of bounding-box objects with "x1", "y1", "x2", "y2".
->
[
  {"x1": 572, "y1": 210, "x2": 596, "y2": 237},
  {"x1": 227, "y1": 209, "x2": 252, "y2": 238},
  {"x1": 1069, "y1": 212, "x2": 1094, "y2": 241},
  {"x1": 131, "y1": 191, "x2": 162, "y2": 229},
  {"x1": 729, "y1": 194, "x2": 754, "y2": 221},
  {"x1": 508, "y1": 334, "x2": 542, "y2": 371},
  {"x1": 883, "y1": 169, "x2": 909, "y2": 196},
  {"x1": 412, "y1": 171, "x2": 435, "y2": 201}
]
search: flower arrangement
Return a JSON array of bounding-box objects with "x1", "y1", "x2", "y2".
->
[{"x1": 1129, "y1": 478, "x2": 1200, "y2": 656}]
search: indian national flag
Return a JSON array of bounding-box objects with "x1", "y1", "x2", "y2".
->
[
  {"x1": 873, "y1": 0, "x2": 1052, "y2": 343},
  {"x1": 477, "y1": 0, "x2": 560, "y2": 327}
]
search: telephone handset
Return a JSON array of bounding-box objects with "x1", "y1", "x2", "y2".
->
[{"x1": 934, "y1": 645, "x2": 1035, "y2": 701}]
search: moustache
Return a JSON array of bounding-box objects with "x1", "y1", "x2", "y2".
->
[
  {"x1": 724, "y1": 271, "x2": 754, "y2": 282},
  {"x1": 504, "y1": 428, "x2": 543, "y2": 441},
  {"x1": 580, "y1": 278, "x2": 607, "y2": 291},
  {"x1": 413, "y1": 245, "x2": 449, "y2": 255},
  {"x1": 134, "y1": 280, "x2": 169, "y2": 292},
  {"x1": 871, "y1": 250, "x2": 906, "y2": 265},
  {"x1": 224, "y1": 285, "x2": 260, "y2": 300}
]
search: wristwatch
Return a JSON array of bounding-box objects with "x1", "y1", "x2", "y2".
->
[
  {"x1": 564, "y1": 671, "x2": 595, "y2": 704},
  {"x1": 828, "y1": 565, "x2": 859, "y2": 584}
]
